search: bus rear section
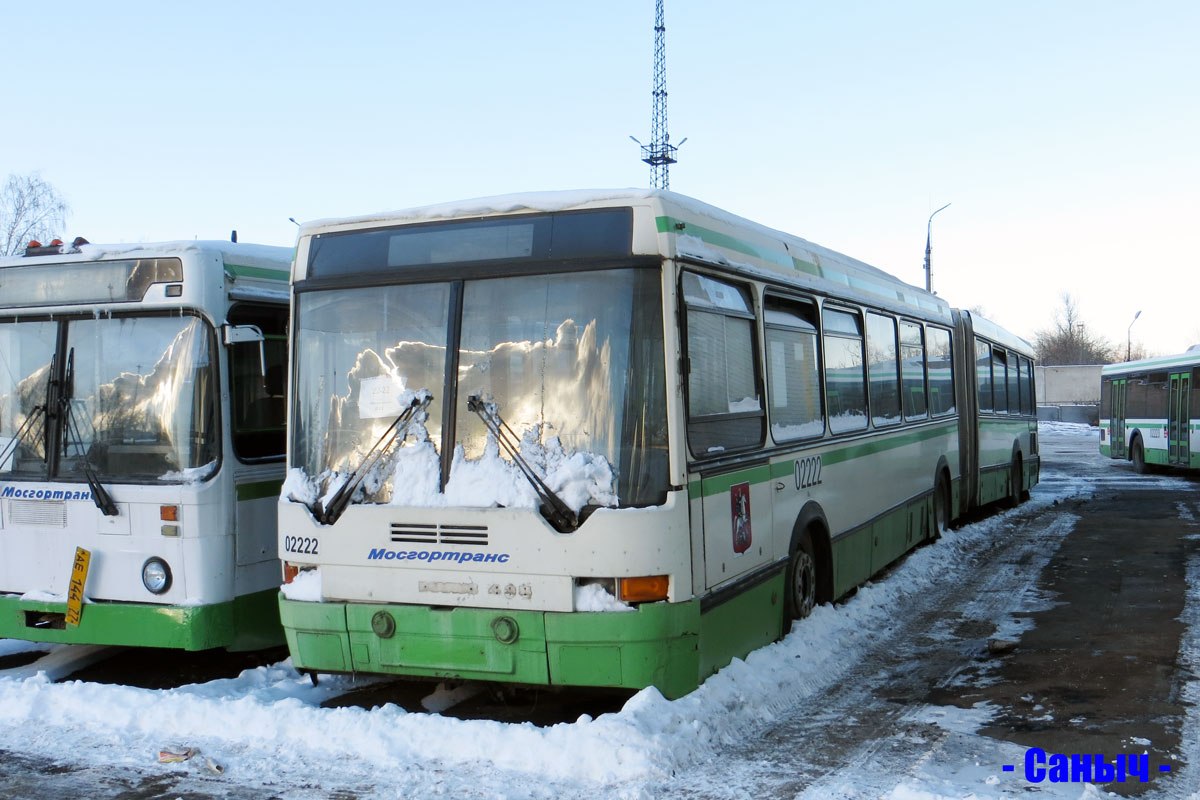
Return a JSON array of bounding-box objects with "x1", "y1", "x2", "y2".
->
[
  {"x1": 954, "y1": 311, "x2": 1039, "y2": 512},
  {"x1": 0, "y1": 239, "x2": 291, "y2": 650}
]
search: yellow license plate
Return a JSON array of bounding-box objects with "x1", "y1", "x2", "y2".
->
[{"x1": 65, "y1": 547, "x2": 91, "y2": 627}]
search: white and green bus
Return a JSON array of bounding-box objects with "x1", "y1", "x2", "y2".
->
[
  {"x1": 277, "y1": 190, "x2": 1038, "y2": 698},
  {"x1": 1100, "y1": 349, "x2": 1200, "y2": 472},
  {"x1": 0, "y1": 237, "x2": 291, "y2": 650}
]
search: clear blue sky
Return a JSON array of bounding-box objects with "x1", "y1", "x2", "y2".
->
[{"x1": 6, "y1": 1, "x2": 1197, "y2": 356}]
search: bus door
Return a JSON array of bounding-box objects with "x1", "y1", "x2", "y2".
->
[
  {"x1": 1168, "y1": 372, "x2": 1191, "y2": 467},
  {"x1": 1110, "y1": 379, "x2": 1127, "y2": 459}
]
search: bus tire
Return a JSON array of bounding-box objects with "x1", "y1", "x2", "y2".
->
[
  {"x1": 931, "y1": 474, "x2": 951, "y2": 541},
  {"x1": 785, "y1": 533, "x2": 818, "y2": 625},
  {"x1": 1006, "y1": 455, "x2": 1023, "y2": 509},
  {"x1": 1131, "y1": 436, "x2": 1148, "y2": 474}
]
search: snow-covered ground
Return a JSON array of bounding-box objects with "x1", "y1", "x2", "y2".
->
[{"x1": 1, "y1": 421, "x2": 1195, "y2": 799}]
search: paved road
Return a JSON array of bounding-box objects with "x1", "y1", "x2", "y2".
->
[
  {"x1": 664, "y1": 427, "x2": 1200, "y2": 798},
  {"x1": 1, "y1": 427, "x2": 1197, "y2": 798}
]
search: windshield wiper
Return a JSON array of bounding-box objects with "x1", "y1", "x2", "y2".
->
[
  {"x1": 59, "y1": 348, "x2": 119, "y2": 516},
  {"x1": 466, "y1": 395, "x2": 578, "y2": 532},
  {"x1": 312, "y1": 393, "x2": 431, "y2": 526},
  {"x1": 0, "y1": 403, "x2": 48, "y2": 472}
]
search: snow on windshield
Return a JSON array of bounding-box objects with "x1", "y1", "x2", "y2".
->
[{"x1": 285, "y1": 421, "x2": 618, "y2": 515}]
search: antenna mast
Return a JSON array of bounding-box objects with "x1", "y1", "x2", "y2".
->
[{"x1": 639, "y1": 0, "x2": 679, "y2": 189}]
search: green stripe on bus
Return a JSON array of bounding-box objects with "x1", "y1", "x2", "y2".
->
[
  {"x1": 655, "y1": 215, "x2": 914, "y2": 298},
  {"x1": 225, "y1": 262, "x2": 290, "y2": 282},
  {"x1": 656, "y1": 216, "x2": 796, "y2": 272},
  {"x1": 237, "y1": 479, "x2": 283, "y2": 501},
  {"x1": 819, "y1": 421, "x2": 958, "y2": 467},
  {"x1": 696, "y1": 464, "x2": 775, "y2": 495},
  {"x1": 687, "y1": 420, "x2": 959, "y2": 498}
]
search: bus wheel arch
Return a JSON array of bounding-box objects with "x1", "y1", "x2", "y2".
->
[{"x1": 785, "y1": 503, "x2": 832, "y2": 627}]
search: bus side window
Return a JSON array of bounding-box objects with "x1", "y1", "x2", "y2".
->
[
  {"x1": 822, "y1": 307, "x2": 868, "y2": 434},
  {"x1": 1024, "y1": 358, "x2": 1035, "y2": 415},
  {"x1": 765, "y1": 297, "x2": 824, "y2": 441},
  {"x1": 865, "y1": 312, "x2": 900, "y2": 427},
  {"x1": 1145, "y1": 372, "x2": 1169, "y2": 419},
  {"x1": 1006, "y1": 351, "x2": 1021, "y2": 415},
  {"x1": 900, "y1": 320, "x2": 927, "y2": 420},
  {"x1": 927, "y1": 327, "x2": 955, "y2": 416},
  {"x1": 992, "y1": 347, "x2": 1009, "y2": 413},
  {"x1": 682, "y1": 272, "x2": 764, "y2": 457},
  {"x1": 1192, "y1": 366, "x2": 1200, "y2": 420},
  {"x1": 975, "y1": 338, "x2": 993, "y2": 413}
]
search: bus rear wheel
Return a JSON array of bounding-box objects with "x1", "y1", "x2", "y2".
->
[
  {"x1": 785, "y1": 534, "x2": 817, "y2": 625},
  {"x1": 1132, "y1": 437, "x2": 1148, "y2": 474},
  {"x1": 1006, "y1": 456, "x2": 1023, "y2": 509},
  {"x1": 931, "y1": 475, "x2": 950, "y2": 541}
]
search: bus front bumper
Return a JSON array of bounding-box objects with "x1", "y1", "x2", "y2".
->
[
  {"x1": 279, "y1": 594, "x2": 701, "y2": 699},
  {"x1": 0, "y1": 589, "x2": 282, "y2": 651}
]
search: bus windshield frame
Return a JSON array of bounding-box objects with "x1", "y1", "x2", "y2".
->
[
  {"x1": 290, "y1": 261, "x2": 670, "y2": 512},
  {"x1": 0, "y1": 311, "x2": 220, "y2": 483}
]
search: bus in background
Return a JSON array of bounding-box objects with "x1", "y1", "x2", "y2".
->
[
  {"x1": 0, "y1": 237, "x2": 291, "y2": 651},
  {"x1": 1100, "y1": 349, "x2": 1200, "y2": 473},
  {"x1": 277, "y1": 190, "x2": 1038, "y2": 698}
]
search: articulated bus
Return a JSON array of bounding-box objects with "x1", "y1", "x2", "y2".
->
[
  {"x1": 1100, "y1": 349, "x2": 1200, "y2": 473},
  {"x1": 0, "y1": 238, "x2": 291, "y2": 650},
  {"x1": 277, "y1": 190, "x2": 1038, "y2": 698}
]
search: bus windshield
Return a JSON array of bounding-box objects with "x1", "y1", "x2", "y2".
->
[
  {"x1": 292, "y1": 268, "x2": 669, "y2": 510},
  {"x1": 0, "y1": 315, "x2": 219, "y2": 481}
]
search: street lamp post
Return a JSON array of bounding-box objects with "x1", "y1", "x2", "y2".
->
[
  {"x1": 1127, "y1": 310, "x2": 1142, "y2": 362},
  {"x1": 923, "y1": 203, "x2": 951, "y2": 293}
]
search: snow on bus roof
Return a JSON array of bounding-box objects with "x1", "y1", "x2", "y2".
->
[
  {"x1": 300, "y1": 189, "x2": 949, "y2": 320},
  {"x1": 0, "y1": 240, "x2": 292, "y2": 268},
  {"x1": 75, "y1": 240, "x2": 292, "y2": 266},
  {"x1": 298, "y1": 189, "x2": 661, "y2": 234}
]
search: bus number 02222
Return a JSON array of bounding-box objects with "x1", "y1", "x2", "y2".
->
[
  {"x1": 284, "y1": 536, "x2": 319, "y2": 555},
  {"x1": 794, "y1": 456, "x2": 823, "y2": 490}
]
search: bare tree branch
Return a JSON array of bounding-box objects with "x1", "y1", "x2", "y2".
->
[
  {"x1": 1033, "y1": 292, "x2": 1116, "y2": 365},
  {"x1": 0, "y1": 173, "x2": 69, "y2": 256}
]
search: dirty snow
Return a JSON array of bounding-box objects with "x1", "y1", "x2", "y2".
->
[{"x1": 0, "y1": 422, "x2": 1192, "y2": 798}]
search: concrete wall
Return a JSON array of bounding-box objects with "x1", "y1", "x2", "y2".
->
[
  {"x1": 1036, "y1": 365, "x2": 1102, "y2": 405},
  {"x1": 1037, "y1": 404, "x2": 1099, "y2": 425}
]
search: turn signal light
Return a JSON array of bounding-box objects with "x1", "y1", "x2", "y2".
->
[
  {"x1": 160, "y1": 505, "x2": 179, "y2": 522},
  {"x1": 282, "y1": 562, "x2": 301, "y2": 584},
  {"x1": 618, "y1": 575, "x2": 669, "y2": 603}
]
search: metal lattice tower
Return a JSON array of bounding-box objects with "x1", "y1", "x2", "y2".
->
[{"x1": 639, "y1": 0, "x2": 678, "y2": 189}]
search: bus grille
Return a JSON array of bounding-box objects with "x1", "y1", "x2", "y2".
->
[
  {"x1": 389, "y1": 523, "x2": 489, "y2": 547},
  {"x1": 8, "y1": 500, "x2": 68, "y2": 527}
]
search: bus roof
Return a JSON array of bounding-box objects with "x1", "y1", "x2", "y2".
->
[
  {"x1": 961, "y1": 310, "x2": 1036, "y2": 357},
  {"x1": 0, "y1": 240, "x2": 292, "y2": 312},
  {"x1": 1102, "y1": 347, "x2": 1200, "y2": 376},
  {"x1": 0, "y1": 240, "x2": 292, "y2": 272},
  {"x1": 299, "y1": 189, "x2": 952, "y2": 324}
]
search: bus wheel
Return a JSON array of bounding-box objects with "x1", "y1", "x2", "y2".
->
[
  {"x1": 931, "y1": 475, "x2": 950, "y2": 541},
  {"x1": 785, "y1": 534, "x2": 817, "y2": 624},
  {"x1": 1006, "y1": 456, "x2": 1023, "y2": 509},
  {"x1": 1132, "y1": 437, "x2": 1148, "y2": 474}
]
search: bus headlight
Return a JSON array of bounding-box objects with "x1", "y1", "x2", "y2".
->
[{"x1": 142, "y1": 558, "x2": 172, "y2": 594}]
